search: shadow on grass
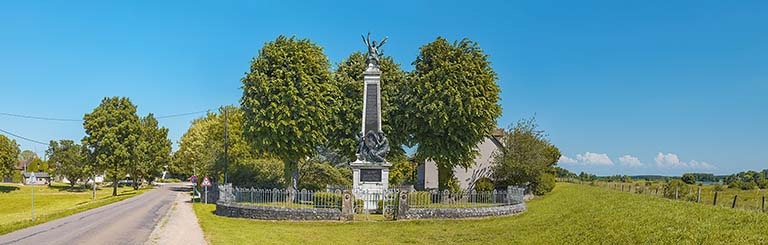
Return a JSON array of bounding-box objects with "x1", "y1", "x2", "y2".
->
[
  {"x1": 47, "y1": 185, "x2": 89, "y2": 192},
  {"x1": 0, "y1": 185, "x2": 20, "y2": 193}
]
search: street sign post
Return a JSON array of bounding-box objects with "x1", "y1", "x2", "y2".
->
[
  {"x1": 190, "y1": 175, "x2": 198, "y2": 202},
  {"x1": 28, "y1": 172, "x2": 35, "y2": 220},
  {"x1": 201, "y1": 176, "x2": 211, "y2": 204}
]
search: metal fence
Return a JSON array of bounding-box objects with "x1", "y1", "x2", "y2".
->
[
  {"x1": 406, "y1": 187, "x2": 526, "y2": 208},
  {"x1": 226, "y1": 186, "x2": 525, "y2": 212},
  {"x1": 231, "y1": 188, "x2": 344, "y2": 209}
]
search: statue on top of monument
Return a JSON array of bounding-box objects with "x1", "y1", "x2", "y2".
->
[{"x1": 361, "y1": 32, "x2": 388, "y2": 68}]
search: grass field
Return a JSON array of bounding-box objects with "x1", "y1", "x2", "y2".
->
[
  {"x1": 193, "y1": 183, "x2": 768, "y2": 244},
  {"x1": 0, "y1": 183, "x2": 151, "y2": 235},
  {"x1": 593, "y1": 181, "x2": 768, "y2": 211}
]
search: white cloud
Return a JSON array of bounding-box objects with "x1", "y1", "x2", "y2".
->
[
  {"x1": 654, "y1": 152, "x2": 716, "y2": 170},
  {"x1": 558, "y1": 155, "x2": 577, "y2": 164},
  {"x1": 688, "y1": 160, "x2": 716, "y2": 170},
  {"x1": 618, "y1": 155, "x2": 643, "y2": 167},
  {"x1": 576, "y1": 152, "x2": 614, "y2": 165}
]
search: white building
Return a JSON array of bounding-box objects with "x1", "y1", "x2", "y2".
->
[{"x1": 416, "y1": 129, "x2": 504, "y2": 191}]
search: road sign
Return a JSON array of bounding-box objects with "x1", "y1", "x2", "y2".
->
[
  {"x1": 201, "y1": 176, "x2": 211, "y2": 187},
  {"x1": 190, "y1": 175, "x2": 197, "y2": 184}
]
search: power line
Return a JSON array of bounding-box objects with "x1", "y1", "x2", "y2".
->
[
  {"x1": 0, "y1": 112, "x2": 81, "y2": 122},
  {"x1": 0, "y1": 109, "x2": 212, "y2": 122},
  {"x1": 155, "y1": 110, "x2": 211, "y2": 119},
  {"x1": 0, "y1": 128, "x2": 49, "y2": 145}
]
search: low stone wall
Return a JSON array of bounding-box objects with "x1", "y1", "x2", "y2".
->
[
  {"x1": 403, "y1": 203, "x2": 526, "y2": 219},
  {"x1": 215, "y1": 202, "x2": 341, "y2": 221}
]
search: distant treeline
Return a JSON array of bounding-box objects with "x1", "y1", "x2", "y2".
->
[{"x1": 556, "y1": 167, "x2": 768, "y2": 186}]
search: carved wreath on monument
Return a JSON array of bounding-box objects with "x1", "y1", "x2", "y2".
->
[{"x1": 357, "y1": 130, "x2": 390, "y2": 163}]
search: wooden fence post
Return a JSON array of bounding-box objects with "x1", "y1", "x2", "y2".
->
[
  {"x1": 762, "y1": 196, "x2": 765, "y2": 212},
  {"x1": 713, "y1": 192, "x2": 718, "y2": 206},
  {"x1": 675, "y1": 186, "x2": 679, "y2": 200},
  {"x1": 732, "y1": 195, "x2": 738, "y2": 209},
  {"x1": 696, "y1": 187, "x2": 701, "y2": 203}
]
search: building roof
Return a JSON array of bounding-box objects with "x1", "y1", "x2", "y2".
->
[{"x1": 15, "y1": 158, "x2": 33, "y2": 170}]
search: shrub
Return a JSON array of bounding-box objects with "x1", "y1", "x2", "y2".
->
[
  {"x1": 376, "y1": 193, "x2": 400, "y2": 214},
  {"x1": 408, "y1": 191, "x2": 430, "y2": 206},
  {"x1": 713, "y1": 184, "x2": 725, "y2": 191},
  {"x1": 742, "y1": 181, "x2": 757, "y2": 190},
  {"x1": 474, "y1": 177, "x2": 495, "y2": 192},
  {"x1": 663, "y1": 180, "x2": 690, "y2": 199},
  {"x1": 532, "y1": 173, "x2": 555, "y2": 196},
  {"x1": 354, "y1": 199, "x2": 364, "y2": 213},
  {"x1": 313, "y1": 192, "x2": 342, "y2": 208}
]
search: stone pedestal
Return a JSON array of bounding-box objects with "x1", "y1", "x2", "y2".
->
[{"x1": 351, "y1": 160, "x2": 391, "y2": 210}]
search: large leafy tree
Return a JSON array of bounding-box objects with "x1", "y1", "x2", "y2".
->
[
  {"x1": 491, "y1": 118, "x2": 561, "y2": 195},
  {"x1": 26, "y1": 157, "x2": 46, "y2": 173},
  {"x1": 328, "y1": 52, "x2": 408, "y2": 162},
  {"x1": 0, "y1": 135, "x2": 20, "y2": 178},
  {"x1": 405, "y1": 37, "x2": 502, "y2": 190},
  {"x1": 173, "y1": 115, "x2": 217, "y2": 177},
  {"x1": 82, "y1": 97, "x2": 141, "y2": 196},
  {"x1": 19, "y1": 150, "x2": 36, "y2": 162},
  {"x1": 129, "y1": 114, "x2": 172, "y2": 189},
  {"x1": 240, "y1": 35, "x2": 338, "y2": 190},
  {"x1": 47, "y1": 140, "x2": 89, "y2": 188},
  {"x1": 173, "y1": 106, "x2": 284, "y2": 188}
]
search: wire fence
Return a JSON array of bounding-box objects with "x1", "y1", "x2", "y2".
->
[{"x1": 557, "y1": 178, "x2": 768, "y2": 213}]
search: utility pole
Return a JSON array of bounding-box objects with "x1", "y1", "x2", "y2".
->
[{"x1": 224, "y1": 108, "x2": 229, "y2": 184}]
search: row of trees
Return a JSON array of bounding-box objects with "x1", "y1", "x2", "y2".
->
[
  {"x1": 172, "y1": 35, "x2": 561, "y2": 194},
  {"x1": 234, "y1": 35, "x2": 501, "y2": 191},
  {"x1": 41, "y1": 97, "x2": 172, "y2": 196}
]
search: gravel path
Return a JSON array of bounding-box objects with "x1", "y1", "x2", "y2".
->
[{"x1": 146, "y1": 184, "x2": 207, "y2": 245}]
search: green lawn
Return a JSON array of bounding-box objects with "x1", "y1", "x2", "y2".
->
[
  {"x1": 0, "y1": 183, "x2": 151, "y2": 235},
  {"x1": 594, "y1": 181, "x2": 767, "y2": 211},
  {"x1": 193, "y1": 183, "x2": 768, "y2": 244}
]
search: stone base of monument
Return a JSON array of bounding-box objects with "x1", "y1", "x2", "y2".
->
[{"x1": 350, "y1": 160, "x2": 391, "y2": 211}]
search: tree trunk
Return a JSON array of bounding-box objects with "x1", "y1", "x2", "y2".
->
[
  {"x1": 112, "y1": 176, "x2": 118, "y2": 196},
  {"x1": 437, "y1": 163, "x2": 455, "y2": 191},
  {"x1": 284, "y1": 160, "x2": 299, "y2": 191}
]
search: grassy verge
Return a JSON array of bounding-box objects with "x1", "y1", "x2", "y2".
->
[
  {"x1": 590, "y1": 181, "x2": 767, "y2": 211},
  {"x1": 193, "y1": 183, "x2": 768, "y2": 244},
  {"x1": 0, "y1": 183, "x2": 151, "y2": 235}
]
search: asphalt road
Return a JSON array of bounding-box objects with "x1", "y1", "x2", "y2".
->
[{"x1": 0, "y1": 183, "x2": 186, "y2": 245}]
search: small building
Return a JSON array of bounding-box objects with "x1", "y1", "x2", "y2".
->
[
  {"x1": 416, "y1": 128, "x2": 505, "y2": 191},
  {"x1": 23, "y1": 172, "x2": 51, "y2": 185}
]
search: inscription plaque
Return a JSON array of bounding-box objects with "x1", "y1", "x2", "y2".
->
[
  {"x1": 360, "y1": 169, "x2": 382, "y2": 182},
  {"x1": 364, "y1": 83, "x2": 379, "y2": 133}
]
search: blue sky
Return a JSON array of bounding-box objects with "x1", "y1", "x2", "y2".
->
[{"x1": 1, "y1": 1, "x2": 765, "y2": 176}]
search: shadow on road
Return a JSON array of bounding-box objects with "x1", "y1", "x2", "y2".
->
[{"x1": 169, "y1": 186, "x2": 192, "y2": 192}]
